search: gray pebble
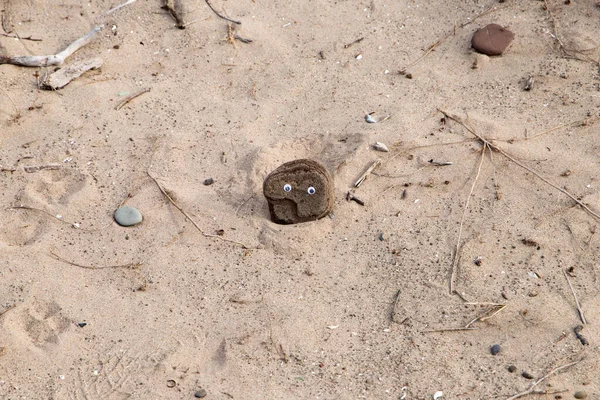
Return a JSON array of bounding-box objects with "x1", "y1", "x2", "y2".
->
[
  {"x1": 507, "y1": 365, "x2": 517, "y2": 373},
  {"x1": 490, "y1": 344, "x2": 501, "y2": 355},
  {"x1": 203, "y1": 178, "x2": 214, "y2": 186},
  {"x1": 574, "y1": 391, "x2": 587, "y2": 399},
  {"x1": 194, "y1": 388, "x2": 207, "y2": 398},
  {"x1": 114, "y1": 206, "x2": 143, "y2": 227}
]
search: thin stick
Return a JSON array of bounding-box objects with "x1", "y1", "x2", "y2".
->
[
  {"x1": 439, "y1": 110, "x2": 600, "y2": 221},
  {"x1": 505, "y1": 360, "x2": 581, "y2": 400},
  {"x1": 115, "y1": 88, "x2": 151, "y2": 110},
  {"x1": 0, "y1": 25, "x2": 102, "y2": 67},
  {"x1": 493, "y1": 116, "x2": 599, "y2": 143},
  {"x1": 235, "y1": 195, "x2": 254, "y2": 216},
  {"x1": 148, "y1": 172, "x2": 253, "y2": 248},
  {"x1": 401, "y1": 4, "x2": 507, "y2": 72},
  {"x1": 354, "y1": 160, "x2": 381, "y2": 188},
  {"x1": 401, "y1": 30, "x2": 454, "y2": 73},
  {"x1": 8, "y1": 204, "x2": 112, "y2": 231},
  {"x1": 563, "y1": 270, "x2": 587, "y2": 324},
  {"x1": 49, "y1": 249, "x2": 141, "y2": 270},
  {"x1": 542, "y1": 0, "x2": 598, "y2": 64},
  {"x1": 391, "y1": 289, "x2": 404, "y2": 323},
  {"x1": 464, "y1": 303, "x2": 506, "y2": 328},
  {"x1": 204, "y1": 0, "x2": 241, "y2": 25},
  {"x1": 0, "y1": 32, "x2": 41, "y2": 41},
  {"x1": 103, "y1": 0, "x2": 137, "y2": 17},
  {"x1": 0, "y1": 304, "x2": 16, "y2": 318},
  {"x1": 450, "y1": 145, "x2": 486, "y2": 294},
  {"x1": 422, "y1": 327, "x2": 477, "y2": 333}
]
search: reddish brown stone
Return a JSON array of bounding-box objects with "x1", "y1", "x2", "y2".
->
[{"x1": 471, "y1": 24, "x2": 514, "y2": 56}]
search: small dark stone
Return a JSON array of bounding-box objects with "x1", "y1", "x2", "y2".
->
[
  {"x1": 203, "y1": 178, "x2": 214, "y2": 186},
  {"x1": 574, "y1": 391, "x2": 587, "y2": 399},
  {"x1": 507, "y1": 365, "x2": 517, "y2": 373},
  {"x1": 490, "y1": 344, "x2": 501, "y2": 355},
  {"x1": 471, "y1": 23, "x2": 515, "y2": 56},
  {"x1": 522, "y1": 371, "x2": 535, "y2": 379},
  {"x1": 77, "y1": 322, "x2": 87, "y2": 328},
  {"x1": 194, "y1": 388, "x2": 208, "y2": 398},
  {"x1": 405, "y1": 73, "x2": 413, "y2": 79}
]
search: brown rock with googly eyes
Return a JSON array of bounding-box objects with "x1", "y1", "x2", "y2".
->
[{"x1": 263, "y1": 159, "x2": 334, "y2": 224}]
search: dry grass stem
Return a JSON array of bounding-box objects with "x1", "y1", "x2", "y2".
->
[
  {"x1": 354, "y1": 160, "x2": 381, "y2": 188},
  {"x1": 422, "y1": 327, "x2": 477, "y2": 333},
  {"x1": 49, "y1": 249, "x2": 142, "y2": 270},
  {"x1": 439, "y1": 110, "x2": 600, "y2": 221},
  {"x1": 464, "y1": 303, "x2": 507, "y2": 328},
  {"x1": 401, "y1": 4, "x2": 507, "y2": 72},
  {"x1": 563, "y1": 269, "x2": 587, "y2": 324},
  {"x1": 115, "y1": 88, "x2": 151, "y2": 110},
  {"x1": 148, "y1": 172, "x2": 254, "y2": 248},
  {"x1": 0, "y1": 304, "x2": 16, "y2": 318},
  {"x1": 505, "y1": 360, "x2": 581, "y2": 400},
  {"x1": 450, "y1": 145, "x2": 486, "y2": 294}
]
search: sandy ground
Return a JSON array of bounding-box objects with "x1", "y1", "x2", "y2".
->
[{"x1": 1, "y1": 0, "x2": 600, "y2": 399}]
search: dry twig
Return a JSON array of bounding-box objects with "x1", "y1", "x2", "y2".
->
[
  {"x1": 148, "y1": 172, "x2": 254, "y2": 248},
  {"x1": 542, "y1": 0, "x2": 600, "y2": 65},
  {"x1": 505, "y1": 360, "x2": 581, "y2": 400},
  {"x1": 49, "y1": 249, "x2": 142, "y2": 270},
  {"x1": 9, "y1": 204, "x2": 113, "y2": 231},
  {"x1": 401, "y1": 4, "x2": 507, "y2": 72},
  {"x1": 439, "y1": 110, "x2": 600, "y2": 221},
  {"x1": 0, "y1": 304, "x2": 16, "y2": 318},
  {"x1": 354, "y1": 160, "x2": 381, "y2": 188},
  {"x1": 101, "y1": 0, "x2": 137, "y2": 18},
  {"x1": 563, "y1": 269, "x2": 587, "y2": 324},
  {"x1": 115, "y1": 88, "x2": 151, "y2": 110},
  {"x1": 464, "y1": 303, "x2": 507, "y2": 328},
  {"x1": 450, "y1": 145, "x2": 486, "y2": 294},
  {"x1": 422, "y1": 327, "x2": 477, "y2": 333},
  {"x1": 205, "y1": 0, "x2": 241, "y2": 25}
]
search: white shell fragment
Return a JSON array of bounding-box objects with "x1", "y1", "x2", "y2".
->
[
  {"x1": 433, "y1": 391, "x2": 444, "y2": 400},
  {"x1": 365, "y1": 114, "x2": 377, "y2": 123},
  {"x1": 373, "y1": 142, "x2": 389, "y2": 152}
]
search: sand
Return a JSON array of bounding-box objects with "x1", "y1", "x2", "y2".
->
[{"x1": 1, "y1": 0, "x2": 599, "y2": 399}]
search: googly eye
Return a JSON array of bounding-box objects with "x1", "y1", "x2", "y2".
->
[
  {"x1": 283, "y1": 184, "x2": 292, "y2": 192},
  {"x1": 307, "y1": 186, "x2": 316, "y2": 195}
]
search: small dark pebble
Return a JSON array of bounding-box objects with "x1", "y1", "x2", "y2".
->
[
  {"x1": 405, "y1": 73, "x2": 413, "y2": 79},
  {"x1": 574, "y1": 325, "x2": 589, "y2": 346},
  {"x1": 507, "y1": 365, "x2": 517, "y2": 373},
  {"x1": 167, "y1": 380, "x2": 176, "y2": 388},
  {"x1": 77, "y1": 322, "x2": 87, "y2": 328},
  {"x1": 522, "y1": 371, "x2": 535, "y2": 379},
  {"x1": 490, "y1": 344, "x2": 501, "y2": 355},
  {"x1": 194, "y1": 388, "x2": 208, "y2": 398},
  {"x1": 203, "y1": 178, "x2": 214, "y2": 186},
  {"x1": 574, "y1": 391, "x2": 587, "y2": 399}
]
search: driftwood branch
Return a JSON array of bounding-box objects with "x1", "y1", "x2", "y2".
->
[
  {"x1": 40, "y1": 58, "x2": 103, "y2": 90},
  {"x1": 0, "y1": 25, "x2": 103, "y2": 67}
]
